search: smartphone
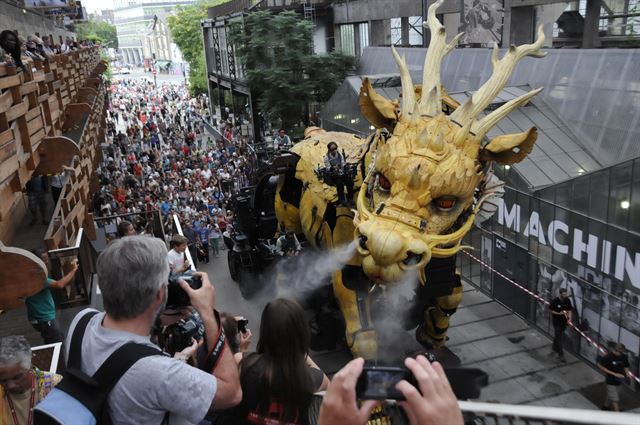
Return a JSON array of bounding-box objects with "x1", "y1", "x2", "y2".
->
[
  {"x1": 355, "y1": 366, "x2": 413, "y2": 400},
  {"x1": 237, "y1": 318, "x2": 249, "y2": 333}
]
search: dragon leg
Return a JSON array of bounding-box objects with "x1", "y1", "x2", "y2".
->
[
  {"x1": 416, "y1": 273, "x2": 463, "y2": 349},
  {"x1": 413, "y1": 256, "x2": 463, "y2": 348},
  {"x1": 332, "y1": 269, "x2": 378, "y2": 359}
]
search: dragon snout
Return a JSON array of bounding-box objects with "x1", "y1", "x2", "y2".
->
[{"x1": 356, "y1": 223, "x2": 429, "y2": 271}]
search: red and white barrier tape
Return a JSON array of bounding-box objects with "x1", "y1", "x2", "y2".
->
[{"x1": 462, "y1": 250, "x2": 640, "y2": 385}]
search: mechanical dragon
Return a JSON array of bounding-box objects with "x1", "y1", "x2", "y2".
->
[{"x1": 273, "y1": 0, "x2": 546, "y2": 359}]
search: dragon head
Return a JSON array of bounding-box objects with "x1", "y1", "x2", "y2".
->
[{"x1": 354, "y1": 0, "x2": 546, "y2": 285}]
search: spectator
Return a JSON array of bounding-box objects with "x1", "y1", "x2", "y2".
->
[
  {"x1": 597, "y1": 343, "x2": 630, "y2": 411},
  {"x1": 64, "y1": 236, "x2": 241, "y2": 423},
  {"x1": 197, "y1": 220, "x2": 211, "y2": 264},
  {"x1": 25, "y1": 36, "x2": 45, "y2": 62},
  {"x1": 167, "y1": 234, "x2": 191, "y2": 273},
  {"x1": 274, "y1": 128, "x2": 291, "y2": 150},
  {"x1": 549, "y1": 288, "x2": 572, "y2": 362},
  {"x1": 209, "y1": 221, "x2": 222, "y2": 258},
  {"x1": 0, "y1": 30, "x2": 24, "y2": 70},
  {"x1": 40, "y1": 36, "x2": 55, "y2": 57},
  {"x1": 27, "y1": 249, "x2": 79, "y2": 344},
  {"x1": 25, "y1": 174, "x2": 48, "y2": 225},
  {"x1": 220, "y1": 312, "x2": 252, "y2": 364},
  {"x1": 0, "y1": 336, "x2": 62, "y2": 424},
  {"x1": 231, "y1": 298, "x2": 329, "y2": 425},
  {"x1": 276, "y1": 230, "x2": 301, "y2": 257},
  {"x1": 182, "y1": 221, "x2": 200, "y2": 268},
  {"x1": 117, "y1": 220, "x2": 136, "y2": 237}
]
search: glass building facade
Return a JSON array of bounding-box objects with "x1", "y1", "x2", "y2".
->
[
  {"x1": 322, "y1": 46, "x2": 640, "y2": 391},
  {"x1": 458, "y1": 158, "x2": 640, "y2": 386}
]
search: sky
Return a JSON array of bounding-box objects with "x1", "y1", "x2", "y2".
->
[{"x1": 81, "y1": 0, "x2": 115, "y2": 15}]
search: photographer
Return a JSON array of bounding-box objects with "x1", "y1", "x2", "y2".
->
[
  {"x1": 219, "y1": 313, "x2": 252, "y2": 364},
  {"x1": 318, "y1": 356, "x2": 462, "y2": 425},
  {"x1": 323, "y1": 142, "x2": 354, "y2": 206},
  {"x1": 275, "y1": 231, "x2": 301, "y2": 257},
  {"x1": 64, "y1": 237, "x2": 241, "y2": 424}
]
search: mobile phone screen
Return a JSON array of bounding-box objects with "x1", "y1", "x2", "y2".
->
[{"x1": 356, "y1": 366, "x2": 409, "y2": 400}]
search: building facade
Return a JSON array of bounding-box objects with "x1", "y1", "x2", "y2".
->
[
  {"x1": 202, "y1": 0, "x2": 334, "y2": 140},
  {"x1": 332, "y1": 0, "x2": 640, "y2": 50},
  {"x1": 113, "y1": 0, "x2": 194, "y2": 66}
]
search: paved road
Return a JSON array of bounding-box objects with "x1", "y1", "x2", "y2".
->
[
  {"x1": 195, "y1": 250, "x2": 264, "y2": 352},
  {"x1": 112, "y1": 68, "x2": 186, "y2": 84}
]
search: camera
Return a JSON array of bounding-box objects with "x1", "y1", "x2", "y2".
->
[
  {"x1": 355, "y1": 364, "x2": 488, "y2": 400},
  {"x1": 237, "y1": 318, "x2": 249, "y2": 333},
  {"x1": 156, "y1": 311, "x2": 204, "y2": 355},
  {"x1": 167, "y1": 271, "x2": 202, "y2": 308},
  {"x1": 356, "y1": 366, "x2": 413, "y2": 400}
]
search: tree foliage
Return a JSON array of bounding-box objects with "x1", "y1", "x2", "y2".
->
[
  {"x1": 167, "y1": 0, "x2": 228, "y2": 96},
  {"x1": 229, "y1": 10, "x2": 356, "y2": 127},
  {"x1": 76, "y1": 18, "x2": 118, "y2": 49}
]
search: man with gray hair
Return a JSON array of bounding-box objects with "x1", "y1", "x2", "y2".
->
[
  {"x1": 64, "y1": 236, "x2": 241, "y2": 424},
  {"x1": 0, "y1": 335, "x2": 61, "y2": 424}
]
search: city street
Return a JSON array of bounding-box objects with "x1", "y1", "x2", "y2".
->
[{"x1": 112, "y1": 67, "x2": 186, "y2": 84}]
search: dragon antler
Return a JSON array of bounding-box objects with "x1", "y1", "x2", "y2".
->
[
  {"x1": 450, "y1": 25, "x2": 547, "y2": 138},
  {"x1": 391, "y1": 46, "x2": 416, "y2": 119},
  {"x1": 419, "y1": 0, "x2": 464, "y2": 117}
]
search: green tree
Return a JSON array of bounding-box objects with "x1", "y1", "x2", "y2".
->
[
  {"x1": 76, "y1": 18, "x2": 118, "y2": 49},
  {"x1": 167, "y1": 0, "x2": 228, "y2": 95},
  {"x1": 229, "y1": 10, "x2": 356, "y2": 128}
]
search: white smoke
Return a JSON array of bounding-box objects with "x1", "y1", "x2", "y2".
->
[{"x1": 275, "y1": 241, "x2": 357, "y2": 299}]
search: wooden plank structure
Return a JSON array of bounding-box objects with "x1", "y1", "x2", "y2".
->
[{"x1": 0, "y1": 47, "x2": 107, "y2": 309}]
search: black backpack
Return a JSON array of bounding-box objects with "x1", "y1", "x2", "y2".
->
[{"x1": 34, "y1": 311, "x2": 165, "y2": 424}]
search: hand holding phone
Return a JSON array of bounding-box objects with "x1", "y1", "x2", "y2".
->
[
  {"x1": 318, "y1": 358, "x2": 379, "y2": 425},
  {"x1": 396, "y1": 356, "x2": 463, "y2": 425}
]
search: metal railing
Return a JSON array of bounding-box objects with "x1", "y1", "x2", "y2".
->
[
  {"x1": 47, "y1": 228, "x2": 98, "y2": 308},
  {"x1": 93, "y1": 210, "x2": 166, "y2": 247},
  {"x1": 171, "y1": 214, "x2": 196, "y2": 272},
  {"x1": 458, "y1": 401, "x2": 640, "y2": 425},
  {"x1": 307, "y1": 395, "x2": 639, "y2": 424}
]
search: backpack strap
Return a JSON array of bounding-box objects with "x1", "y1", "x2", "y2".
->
[
  {"x1": 68, "y1": 311, "x2": 100, "y2": 369},
  {"x1": 92, "y1": 342, "x2": 164, "y2": 393}
]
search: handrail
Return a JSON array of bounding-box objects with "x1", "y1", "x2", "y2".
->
[
  {"x1": 458, "y1": 400, "x2": 640, "y2": 425},
  {"x1": 94, "y1": 209, "x2": 166, "y2": 243},
  {"x1": 308, "y1": 394, "x2": 640, "y2": 425},
  {"x1": 172, "y1": 214, "x2": 196, "y2": 272},
  {"x1": 47, "y1": 227, "x2": 99, "y2": 307}
]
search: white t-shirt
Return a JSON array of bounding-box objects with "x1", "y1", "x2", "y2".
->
[{"x1": 167, "y1": 248, "x2": 186, "y2": 271}]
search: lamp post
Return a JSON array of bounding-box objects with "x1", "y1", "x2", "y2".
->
[{"x1": 152, "y1": 67, "x2": 157, "y2": 89}]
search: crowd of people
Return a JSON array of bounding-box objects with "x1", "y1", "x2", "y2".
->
[
  {"x1": 0, "y1": 29, "x2": 98, "y2": 72},
  {"x1": 93, "y1": 77, "x2": 262, "y2": 266},
  {"x1": 1, "y1": 237, "x2": 465, "y2": 425}
]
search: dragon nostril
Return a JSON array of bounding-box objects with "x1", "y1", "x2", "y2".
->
[
  {"x1": 359, "y1": 235, "x2": 368, "y2": 250},
  {"x1": 403, "y1": 251, "x2": 423, "y2": 266}
]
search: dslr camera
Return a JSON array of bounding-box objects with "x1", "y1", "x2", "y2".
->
[
  {"x1": 167, "y1": 271, "x2": 202, "y2": 308},
  {"x1": 155, "y1": 311, "x2": 205, "y2": 355}
]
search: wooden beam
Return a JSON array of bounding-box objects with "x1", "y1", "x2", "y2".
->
[{"x1": 0, "y1": 241, "x2": 48, "y2": 310}]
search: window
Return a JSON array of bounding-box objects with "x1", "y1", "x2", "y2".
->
[
  {"x1": 339, "y1": 24, "x2": 355, "y2": 56},
  {"x1": 359, "y1": 22, "x2": 370, "y2": 53}
]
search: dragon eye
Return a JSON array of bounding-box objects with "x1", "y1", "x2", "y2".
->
[
  {"x1": 434, "y1": 196, "x2": 457, "y2": 211},
  {"x1": 378, "y1": 173, "x2": 391, "y2": 191}
]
